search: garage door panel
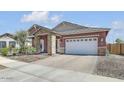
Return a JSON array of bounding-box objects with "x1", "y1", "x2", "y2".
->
[{"x1": 65, "y1": 38, "x2": 98, "y2": 55}]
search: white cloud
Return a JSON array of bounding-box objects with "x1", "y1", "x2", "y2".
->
[
  {"x1": 107, "y1": 21, "x2": 124, "y2": 43},
  {"x1": 21, "y1": 11, "x2": 49, "y2": 22},
  {"x1": 84, "y1": 24, "x2": 99, "y2": 27},
  {"x1": 112, "y1": 21, "x2": 124, "y2": 30},
  {"x1": 21, "y1": 11, "x2": 62, "y2": 23},
  {"x1": 51, "y1": 15, "x2": 62, "y2": 23}
]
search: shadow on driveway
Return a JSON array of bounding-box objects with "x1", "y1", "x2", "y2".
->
[{"x1": 0, "y1": 65, "x2": 7, "y2": 70}]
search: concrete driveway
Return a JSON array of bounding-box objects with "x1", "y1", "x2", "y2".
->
[
  {"x1": 0, "y1": 55, "x2": 123, "y2": 82},
  {"x1": 33, "y1": 55, "x2": 98, "y2": 74}
]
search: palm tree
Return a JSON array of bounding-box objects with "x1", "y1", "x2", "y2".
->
[{"x1": 14, "y1": 30, "x2": 27, "y2": 54}]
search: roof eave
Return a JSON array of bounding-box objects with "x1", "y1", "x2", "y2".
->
[{"x1": 60, "y1": 30, "x2": 110, "y2": 36}]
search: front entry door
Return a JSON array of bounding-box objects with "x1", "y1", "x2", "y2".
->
[{"x1": 40, "y1": 39, "x2": 44, "y2": 52}]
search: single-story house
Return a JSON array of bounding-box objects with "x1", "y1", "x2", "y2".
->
[
  {"x1": 0, "y1": 33, "x2": 17, "y2": 48},
  {"x1": 28, "y1": 21, "x2": 110, "y2": 56}
]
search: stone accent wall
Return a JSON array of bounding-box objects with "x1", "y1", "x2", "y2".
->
[
  {"x1": 98, "y1": 47, "x2": 107, "y2": 56},
  {"x1": 47, "y1": 34, "x2": 52, "y2": 55},
  {"x1": 34, "y1": 35, "x2": 40, "y2": 52},
  {"x1": 59, "y1": 47, "x2": 65, "y2": 54},
  {"x1": 51, "y1": 35, "x2": 56, "y2": 54},
  {"x1": 56, "y1": 38, "x2": 65, "y2": 54},
  {"x1": 47, "y1": 34, "x2": 56, "y2": 55}
]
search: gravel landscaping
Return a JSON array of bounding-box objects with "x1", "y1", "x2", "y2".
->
[
  {"x1": 94, "y1": 55, "x2": 124, "y2": 80},
  {"x1": 8, "y1": 54, "x2": 49, "y2": 63}
]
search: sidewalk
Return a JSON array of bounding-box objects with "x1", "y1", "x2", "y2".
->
[{"x1": 0, "y1": 56, "x2": 123, "y2": 82}]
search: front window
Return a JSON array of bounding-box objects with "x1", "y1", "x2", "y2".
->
[
  {"x1": 0, "y1": 41, "x2": 6, "y2": 48},
  {"x1": 9, "y1": 41, "x2": 16, "y2": 48}
]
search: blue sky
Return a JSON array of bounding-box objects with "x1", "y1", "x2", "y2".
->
[{"x1": 0, "y1": 11, "x2": 124, "y2": 43}]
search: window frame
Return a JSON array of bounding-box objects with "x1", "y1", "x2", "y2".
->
[
  {"x1": 0, "y1": 41, "x2": 7, "y2": 48},
  {"x1": 9, "y1": 41, "x2": 16, "y2": 48}
]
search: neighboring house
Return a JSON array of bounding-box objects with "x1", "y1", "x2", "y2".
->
[
  {"x1": 28, "y1": 21, "x2": 110, "y2": 56},
  {"x1": 0, "y1": 33, "x2": 17, "y2": 48}
]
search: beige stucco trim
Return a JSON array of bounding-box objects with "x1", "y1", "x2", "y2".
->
[
  {"x1": 63, "y1": 34, "x2": 99, "y2": 39},
  {"x1": 37, "y1": 33, "x2": 48, "y2": 36}
]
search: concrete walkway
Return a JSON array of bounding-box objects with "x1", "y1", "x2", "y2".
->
[{"x1": 0, "y1": 56, "x2": 123, "y2": 82}]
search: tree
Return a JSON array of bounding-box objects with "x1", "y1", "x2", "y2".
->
[
  {"x1": 14, "y1": 30, "x2": 27, "y2": 54},
  {"x1": 115, "y1": 38, "x2": 124, "y2": 44}
]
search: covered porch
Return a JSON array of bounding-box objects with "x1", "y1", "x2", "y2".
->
[{"x1": 32, "y1": 30, "x2": 57, "y2": 55}]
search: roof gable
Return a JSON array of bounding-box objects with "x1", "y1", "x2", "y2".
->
[
  {"x1": 52, "y1": 21, "x2": 88, "y2": 32},
  {"x1": 0, "y1": 33, "x2": 14, "y2": 39},
  {"x1": 28, "y1": 24, "x2": 60, "y2": 36},
  {"x1": 28, "y1": 24, "x2": 52, "y2": 35}
]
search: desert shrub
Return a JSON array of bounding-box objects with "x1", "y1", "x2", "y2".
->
[{"x1": 1, "y1": 48, "x2": 9, "y2": 56}]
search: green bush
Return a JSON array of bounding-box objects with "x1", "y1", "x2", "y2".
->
[
  {"x1": 12, "y1": 48, "x2": 19, "y2": 56},
  {"x1": 27, "y1": 47, "x2": 36, "y2": 54},
  {"x1": 1, "y1": 48, "x2": 9, "y2": 56},
  {"x1": 13, "y1": 53, "x2": 16, "y2": 56}
]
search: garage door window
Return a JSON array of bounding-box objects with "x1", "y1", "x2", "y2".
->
[
  {"x1": 89, "y1": 39, "x2": 92, "y2": 41},
  {"x1": 73, "y1": 40, "x2": 76, "y2": 42},
  {"x1": 77, "y1": 39, "x2": 79, "y2": 41},
  {"x1": 94, "y1": 38, "x2": 97, "y2": 41}
]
